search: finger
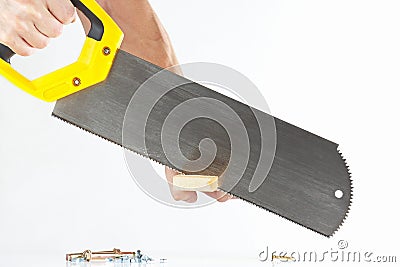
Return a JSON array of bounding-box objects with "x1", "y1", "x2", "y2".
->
[
  {"x1": 21, "y1": 23, "x2": 50, "y2": 49},
  {"x1": 34, "y1": 8, "x2": 63, "y2": 38},
  {"x1": 205, "y1": 191, "x2": 235, "y2": 202},
  {"x1": 165, "y1": 167, "x2": 198, "y2": 203},
  {"x1": 76, "y1": 10, "x2": 90, "y2": 35},
  {"x1": 46, "y1": 0, "x2": 76, "y2": 24},
  {"x1": 4, "y1": 36, "x2": 35, "y2": 56},
  {"x1": 171, "y1": 189, "x2": 198, "y2": 203}
]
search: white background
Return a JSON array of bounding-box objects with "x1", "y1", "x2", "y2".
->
[{"x1": 1, "y1": 0, "x2": 400, "y2": 266}]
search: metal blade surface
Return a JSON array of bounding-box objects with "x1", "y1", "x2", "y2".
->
[{"x1": 53, "y1": 50, "x2": 352, "y2": 236}]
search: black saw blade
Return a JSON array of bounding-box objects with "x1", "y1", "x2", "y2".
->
[{"x1": 52, "y1": 50, "x2": 352, "y2": 236}]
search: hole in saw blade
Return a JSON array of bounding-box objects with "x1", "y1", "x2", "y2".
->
[{"x1": 335, "y1": 189, "x2": 344, "y2": 199}]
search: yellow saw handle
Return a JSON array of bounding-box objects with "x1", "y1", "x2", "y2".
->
[{"x1": 0, "y1": 0, "x2": 123, "y2": 102}]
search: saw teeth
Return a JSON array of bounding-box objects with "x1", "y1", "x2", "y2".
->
[
  {"x1": 51, "y1": 113, "x2": 181, "y2": 173},
  {"x1": 330, "y1": 148, "x2": 353, "y2": 237},
  {"x1": 219, "y1": 147, "x2": 353, "y2": 238},
  {"x1": 52, "y1": 113, "x2": 353, "y2": 237},
  {"x1": 218, "y1": 187, "x2": 336, "y2": 237}
]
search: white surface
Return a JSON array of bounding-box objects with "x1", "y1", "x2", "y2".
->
[{"x1": 1, "y1": 0, "x2": 400, "y2": 266}]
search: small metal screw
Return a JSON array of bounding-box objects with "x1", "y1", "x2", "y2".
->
[
  {"x1": 73, "y1": 77, "x2": 81, "y2": 86},
  {"x1": 103, "y1": 46, "x2": 111, "y2": 55},
  {"x1": 82, "y1": 250, "x2": 92, "y2": 262}
]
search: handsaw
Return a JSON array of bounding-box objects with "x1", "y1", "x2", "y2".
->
[{"x1": 0, "y1": 0, "x2": 352, "y2": 237}]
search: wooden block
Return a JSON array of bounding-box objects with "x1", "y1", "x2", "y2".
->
[{"x1": 173, "y1": 175, "x2": 219, "y2": 192}]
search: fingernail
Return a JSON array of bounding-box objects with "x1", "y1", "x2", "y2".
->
[
  {"x1": 186, "y1": 194, "x2": 197, "y2": 203},
  {"x1": 218, "y1": 194, "x2": 232, "y2": 202}
]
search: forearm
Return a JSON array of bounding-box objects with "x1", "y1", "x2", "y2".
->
[{"x1": 78, "y1": 0, "x2": 179, "y2": 69}]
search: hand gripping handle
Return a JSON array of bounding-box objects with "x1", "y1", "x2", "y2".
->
[{"x1": 0, "y1": 0, "x2": 124, "y2": 102}]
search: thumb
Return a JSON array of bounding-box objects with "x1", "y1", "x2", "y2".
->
[{"x1": 165, "y1": 167, "x2": 198, "y2": 203}]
